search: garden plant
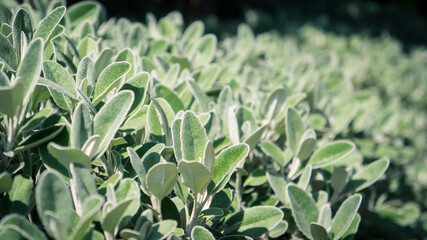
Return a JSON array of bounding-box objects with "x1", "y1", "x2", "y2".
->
[{"x1": 0, "y1": 0, "x2": 426, "y2": 239}]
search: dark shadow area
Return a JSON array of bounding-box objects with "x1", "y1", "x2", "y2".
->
[{"x1": 67, "y1": 0, "x2": 427, "y2": 50}]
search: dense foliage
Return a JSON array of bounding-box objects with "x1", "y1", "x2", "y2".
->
[{"x1": 0, "y1": 0, "x2": 425, "y2": 239}]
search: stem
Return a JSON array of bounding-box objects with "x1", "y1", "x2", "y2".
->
[{"x1": 235, "y1": 173, "x2": 243, "y2": 211}]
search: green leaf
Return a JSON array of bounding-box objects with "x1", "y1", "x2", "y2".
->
[
  {"x1": 244, "y1": 169, "x2": 267, "y2": 187},
  {"x1": 76, "y1": 56, "x2": 95, "y2": 93},
  {"x1": 341, "y1": 214, "x2": 360, "y2": 240},
  {"x1": 318, "y1": 204, "x2": 332, "y2": 231},
  {"x1": 268, "y1": 220, "x2": 288, "y2": 238},
  {"x1": 331, "y1": 167, "x2": 349, "y2": 195},
  {"x1": 69, "y1": 163, "x2": 97, "y2": 205},
  {"x1": 115, "y1": 179, "x2": 141, "y2": 229},
  {"x1": 20, "y1": 108, "x2": 53, "y2": 133},
  {"x1": 15, "y1": 124, "x2": 64, "y2": 152},
  {"x1": 0, "y1": 171, "x2": 12, "y2": 193},
  {"x1": 182, "y1": 20, "x2": 204, "y2": 42},
  {"x1": 71, "y1": 195, "x2": 104, "y2": 240},
  {"x1": 287, "y1": 185, "x2": 319, "y2": 239},
  {"x1": 0, "y1": 82, "x2": 24, "y2": 117},
  {"x1": 93, "y1": 61, "x2": 131, "y2": 106},
  {"x1": 43, "y1": 60, "x2": 77, "y2": 110},
  {"x1": 211, "y1": 143, "x2": 249, "y2": 193},
  {"x1": 194, "y1": 34, "x2": 217, "y2": 68},
  {"x1": 310, "y1": 223, "x2": 328, "y2": 240},
  {"x1": 298, "y1": 165, "x2": 312, "y2": 190},
  {"x1": 266, "y1": 172, "x2": 288, "y2": 205},
  {"x1": 36, "y1": 170, "x2": 73, "y2": 237},
  {"x1": 296, "y1": 129, "x2": 316, "y2": 161},
  {"x1": 114, "y1": 48, "x2": 136, "y2": 79},
  {"x1": 146, "y1": 162, "x2": 178, "y2": 200},
  {"x1": 178, "y1": 160, "x2": 211, "y2": 194},
  {"x1": 286, "y1": 107, "x2": 304, "y2": 155},
  {"x1": 331, "y1": 194, "x2": 362, "y2": 240},
  {"x1": 101, "y1": 197, "x2": 137, "y2": 237},
  {"x1": 0, "y1": 214, "x2": 47, "y2": 240},
  {"x1": 11, "y1": 9, "x2": 32, "y2": 58},
  {"x1": 260, "y1": 141, "x2": 286, "y2": 167},
  {"x1": 172, "y1": 118, "x2": 183, "y2": 161},
  {"x1": 47, "y1": 143, "x2": 91, "y2": 169},
  {"x1": 121, "y1": 72, "x2": 150, "y2": 117},
  {"x1": 308, "y1": 141, "x2": 355, "y2": 168},
  {"x1": 71, "y1": 103, "x2": 93, "y2": 149},
  {"x1": 191, "y1": 226, "x2": 215, "y2": 240},
  {"x1": 180, "y1": 111, "x2": 209, "y2": 161},
  {"x1": 66, "y1": 1, "x2": 100, "y2": 28},
  {"x1": 155, "y1": 85, "x2": 184, "y2": 114},
  {"x1": 147, "y1": 220, "x2": 177, "y2": 240},
  {"x1": 203, "y1": 140, "x2": 215, "y2": 174},
  {"x1": 265, "y1": 88, "x2": 287, "y2": 122},
  {"x1": 225, "y1": 206, "x2": 283, "y2": 239},
  {"x1": 93, "y1": 90, "x2": 134, "y2": 157},
  {"x1": 16, "y1": 37, "x2": 43, "y2": 103},
  {"x1": 2, "y1": 175, "x2": 33, "y2": 215},
  {"x1": 33, "y1": 6, "x2": 65, "y2": 44},
  {"x1": 76, "y1": 37, "x2": 98, "y2": 58},
  {"x1": 0, "y1": 32, "x2": 18, "y2": 70},
  {"x1": 186, "y1": 79, "x2": 210, "y2": 112},
  {"x1": 346, "y1": 158, "x2": 389, "y2": 192}
]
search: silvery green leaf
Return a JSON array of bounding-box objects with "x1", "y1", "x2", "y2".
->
[
  {"x1": 0, "y1": 31, "x2": 18, "y2": 70},
  {"x1": 0, "y1": 82, "x2": 24, "y2": 117},
  {"x1": 66, "y1": 1, "x2": 100, "y2": 28},
  {"x1": 42, "y1": 60, "x2": 77, "y2": 110},
  {"x1": 264, "y1": 88, "x2": 287, "y2": 122},
  {"x1": 155, "y1": 85, "x2": 184, "y2": 114},
  {"x1": 147, "y1": 98, "x2": 175, "y2": 145},
  {"x1": 244, "y1": 124, "x2": 268, "y2": 150},
  {"x1": 71, "y1": 195, "x2": 104, "y2": 240},
  {"x1": 121, "y1": 71, "x2": 150, "y2": 118},
  {"x1": 172, "y1": 118, "x2": 183, "y2": 161},
  {"x1": 115, "y1": 179, "x2": 141, "y2": 229},
  {"x1": 0, "y1": 171, "x2": 12, "y2": 193},
  {"x1": 287, "y1": 185, "x2": 319, "y2": 239},
  {"x1": 114, "y1": 48, "x2": 136, "y2": 79},
  {"x1": 76, "y1": 56, "x2": 95, "y2": 94},
  {"x1": 94, "y1": 48, "x2": 114, "y2": 80},
  {"x1": 101, "y1": 197, "x2": 137, "y2": 237},
  {"x1": 266, "y1": 171, "x2": 288, "y2": 205},
  {"x1": 180, "y1": 111, "x2": 209, "y2": 161},
  {"x1": 194, "y1": 34, "x2": 217, "y2": 68},
  {"x1": 346, "y1": 158, "x2": 389, "y2": 192},
  {"x1": 12, "y1": 9, "x2": 32, "y2": 59},
  {"x1": 69, "y1": 163, "x2": 98, "y2": 215},
  {"x1": 33, "y1": 6, "x2": 65, "y2": 44},
  {"x1": 224, "y1": 206, "x2": 283, "y2": 239},
  {"x1": 331, "y1": 167, "x2": 349, "y2": 195},
  {"x1": 16, "y1": 37, "x2": 43, "y2": 103},
  {"x1": 36, "y1": 170, "x2": 73, "y2": 237},
  {"x1": 296, "y1": 128, "x2": 316, "y2": 161},
  {"x1": 308, "y1": 140, "x2": 355, "y2": 168},
  {"x1": 147, "y1": 220, "x2": 177, "y2": 240},
  {"x1": 310, "y1": 223, "x2": 328, "y2": 240},
  {"x1": 81, "y1": 135, "x2": 100, "y2": 159},
  {"x1": 228, "y1": 106, "x2": 240, "y2": 144},
  {"x1": 298, "y1": 165, "x2": 312, "y2": 190},
  {"x1": 244, "y1": 169, "x2": 267, "y2": 187},
  {"x1": 186, "y1": 79, "x2": 210, "y2": 112},
  {"x1": 1, "y1": 175, "x2": 33, "y2": 216},
  {"x1": 182, "y1": 20, "x2": 204, "y2": 43},
  {"x1": 93, "y1": 61, "x2": 131, "y2": 106},
  {"x1": 146, "y1": 162, "x2": 178, "y2": 200},
  {"x1": 93, "y1": 90, "x2": 134, "y2": 157},
  {"x1": 260, "y1": 141, "x2": 286, "y2": 167},
  {"x1": 196, "y1": 64, "x2": 221, "y2": 91},
  {"x1": 15, "y1": 124, "x2": 64, "y2": 152},
  {"x1": 47, "y1": 143, "x2": 91, "y2": 169},
  {"x1": 203, "y1": 140, "x2": 215, "y2": 174},
  {"x1": 268, "y1": 220, "x2": 288, "y2": 238},
  {"x1": 0, "y1": 214, "x2": 47, "y2": 240},
  {"x1": 286, "y1": 107, "x2": 304, "y2": 155},
  {"x1": 191, "y1": 226, "x2": 215, "y2": 240},
  {"x1": 211, "y1": 143, "x2": 249, "y2": 193},
  {"x1": 20, "y1": 108, "x2": 53, "y2": 134},
  {"x1": 76, "y1": 36, "x2": 98, "y2": 58},
  {"x1": 331, "y1": 194, "x2": 362, "y2": 240},
  {"x1": 341, "y1": 213, "x2": 360, "y2": 240},
  {"x1": 71, "y1": 103, "x2": 92, "y2": 149},
  {"x1": 318, "y1": 204, "x2": 332, "y2": 231},
  {"x1": 178, "y1": 160, "x2": 211, "y2": 194}
]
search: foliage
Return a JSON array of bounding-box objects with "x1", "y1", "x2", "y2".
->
[{"x1": 0, "y1": 0, "x2": 425, "y2": 239}]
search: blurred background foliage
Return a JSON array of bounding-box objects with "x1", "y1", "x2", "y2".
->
[{"x1": 67, "y1": 0, "x2": 427, "y2": 49}]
